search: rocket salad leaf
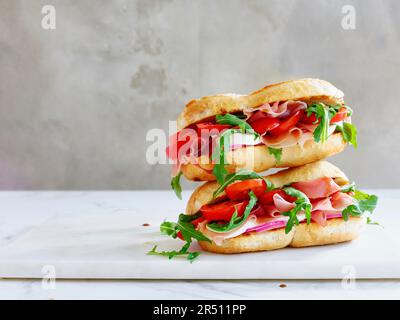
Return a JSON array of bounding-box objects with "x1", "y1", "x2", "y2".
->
[
  {"x1": 306, "y1": 103, "x2": 331, "y2": 143},
  {"x1": 148, "y1": 213, "x2": 210, "y2": 262},
  {"x1": 268, "y1": 147, "x2": 282, "y2": 163},
  {"x1": 342, "y1": 190, "x2": 378, "y2": 221},
  {"x1": 336, "y1": 122, "x2": 358, "y2": 148},
  {"x1": 170, "y1": 172, "x2": 183, "y2": 200},
  {"x1": 306, "y1": 102, "x2": 357, "y2": 147},
  {"x1": 280, "y1": 187, "x2": 312, "y2": 234}
]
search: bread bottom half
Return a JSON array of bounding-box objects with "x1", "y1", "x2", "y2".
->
[
  {"x1": 182, "y1": 133, "x2": 346, "y2": 181},
  {"x1": 198, "y1": 217, "x2": 365, "y2": 254}
]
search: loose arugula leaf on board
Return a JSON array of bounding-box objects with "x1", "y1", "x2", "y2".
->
[
  {"x1": 170, "y1": 172, "x2": 183, "y2": 200},
  {"x1": 366, "y1": 217, "x2": 383, "y2": 227},
  {"x1": 268, "y1": 147, "x2": 282, "y2": 163},
  {"x1": 149, "y1": 213, "x2": 211, "y2": 262},
  {"x1": 147, "y1": 244, "x2": 200, "y2": 263},
  {"x1": 207, "y1": 191, "x2": 258, "y2": 233},
  {"x1": 280, "y1": 187, "x2": 312, "y2": 234},
  {"x1": 212, "y1": 169, "x2": 274, "y2": 199}
]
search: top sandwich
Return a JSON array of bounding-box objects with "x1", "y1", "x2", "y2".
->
[{"x1": 167, "y1": 78, "x2": 357, "y2": 198}]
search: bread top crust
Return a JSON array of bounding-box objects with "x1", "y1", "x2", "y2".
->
[
  {"x1": 177, "y1": 78, "x2": 344, "y2": 130},
  {"x1": 186, "y1": 161, "x2": 349, "y2": 215}
]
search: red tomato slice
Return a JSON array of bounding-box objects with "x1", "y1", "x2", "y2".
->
[
  {"x1": 258, "y1": 189, "x2": 296, "y2": 205},
  {"x1": 247, "y1": 110, "x2": 268, "y2": 123},
  {"x1": 301, "y1": 112, "x2": 319, "y2": 124},
  {"x1": 200, "y1": 200, "x2": 248, "y2": 221},
  {"x1": 250, "y1": 117, "x2": 280, "y2": 135},
  {"x1": 330, "y1": 107, "x2": 348, "y2": 124},
  {"x1": 269, "y1": 110, "x2": 304, "y2": 136},
  {"x1": 225, "y1": 179, "x2": 267, "y2": 201}
]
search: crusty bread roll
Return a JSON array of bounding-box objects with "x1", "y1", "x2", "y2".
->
[
  {"x1": 187, "y1": 161, "x2": 363, "y2": 254},
  {"x1": 177, "y1": 78, "x2": 344, "y2": 130},
  {"x1": 182, "y1": 133, "x2": 346, "y2": 181},
  {"x1": 198, "y1": 217, "x2": 365, "y2": 254},
  {"x1": 176, "y1": 78, "x2": 348, "y2": 181}
]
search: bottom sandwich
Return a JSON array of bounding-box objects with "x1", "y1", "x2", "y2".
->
[{"x1": 150, "y1": 161, "x2": 378, "y2": 261}]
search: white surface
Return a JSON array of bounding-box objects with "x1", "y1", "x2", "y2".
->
[{"x1": 0, "y1": 191, "x2": 399, "y2": 299}]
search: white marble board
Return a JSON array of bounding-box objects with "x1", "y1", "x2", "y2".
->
[{"x1": 0, "y1": 190, "x2": 398, "y2": 279}]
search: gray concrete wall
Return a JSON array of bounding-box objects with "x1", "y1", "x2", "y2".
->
[{"x1": 0, "y1": 0, "x2": 399, "y2": 189}]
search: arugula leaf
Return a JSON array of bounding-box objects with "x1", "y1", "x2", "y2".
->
[
  {"x1": 336, "y1": 122, "x2": 358, "y2": 148},
  {"x1": 212, "y1": 169, "x2": 274, "y2": 199},
  {"x1": 306, "y1": 103, "x2": 357, "y2": 145},
  {"x1": 149, "y1": 213, "x2": 211, "y2": 262},
  {"x1": 342, "y1": 190, "x2": 378, "y2": 221},
  {"x1": 280, "y1": 187, "x2": 312, "y2": 234},
  {"x1": 212, "y1": 114, "x2": 262, "y2": 185},
  {"x1": 212, "y1": 125, "x2": 260, "y2": 185},
  {"x1": 215, "y1": 113, "x2": 256, "y2": 135},
  {"x1": 356, "y1": 194, "x2": 378, "y2": 213},
  {"x1": 170, "y1": 172, "x2": 183, "y2": 200},
  {"x1": 341, "y1": 205, "x2": 360, "y2": 221},
  {"x1": 211, "y1": 129, "x2": 235, "y2": 184},
  {"x1": 160, "y1": 221, "x2": 178, "y2": 237},
  {"x1": 340, "y1": 182, "x2": 356, "y2": 193},
  {"x1": 147, "y1": 244, "x2": 200, "y2": 263},
  {"x1": 268, "y1": 147, "x2": 282, "y2": 163},
  {"x1": 306, "y1": 103, "x2": 330, "y2": 143},
  {"x1": 207, "y1": 191, "x2": 258, "y2": 233},
  {"x1": 176, "y1": 213, "x2": 211, "y2": 242},
  {"x1": 366, "y1": 217, "x2": 383, "y2": 227}
]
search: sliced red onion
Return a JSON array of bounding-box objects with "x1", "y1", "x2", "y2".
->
[
  {"x1": 326, "y1": 212, "x2": 343, "y2": 219},
  {"x1": 245, "y1": 220, "x2": 287, "y2": 233}
]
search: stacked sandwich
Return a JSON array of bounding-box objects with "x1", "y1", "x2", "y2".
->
[{"x1": 149, "y1": 79, "x2": 378, "y2": 261}]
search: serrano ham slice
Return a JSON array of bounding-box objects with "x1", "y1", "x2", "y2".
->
[
  {"x1": 291, "y1": 177, "x2": 341, "y2": 199},
  {"x1": 244, "y1": 100, "x2": 307, "y2": 119}
]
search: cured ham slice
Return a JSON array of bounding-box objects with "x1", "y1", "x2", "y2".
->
[
  {"x1": 330, "y1": 191, "x2": 354, "y2": 210},
  {"x1": 262, "y1": 128, "x2": 313, "y2": 148},
  {"x1": 261, "y1": 193, "x2": 296, "y2": 217},
  {"x1": 244, "y1": 100, "x2": 307, "y2": 119},
  {"x1": 311, "y1": 210, "x2": 329, "y2": 227},
  {"x1": 311, "y1": 210, "x2": 346, "y2": 227},
  {"x1": 273, "y1": 193, "x2": 296, "y2": 212},
  {"x1": 291, "y1": 177, "x2": 341, "y2": 199},
  {"x1": 244, "y1": 101, "x2": 314, "y2": 149}
]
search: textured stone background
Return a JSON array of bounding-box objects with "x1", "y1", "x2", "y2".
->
[{"x1": 0, "y1": 0, "x2": 399, "y2": 189}]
